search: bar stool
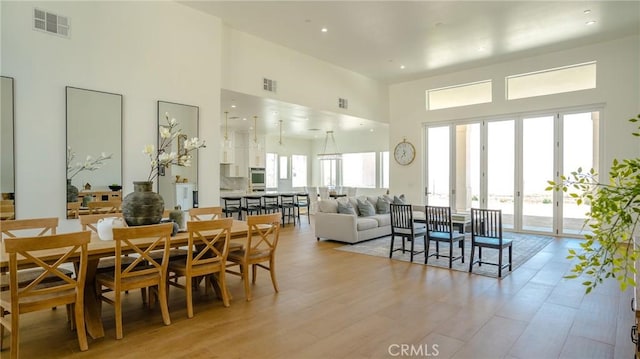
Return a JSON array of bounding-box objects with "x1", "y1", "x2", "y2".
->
[
  {"x1": 243, "y1": 195, "x2": 263, "y2": 217},
  {"x1": 221, "y1": 196, "x2": 243, "y2": 220},
  {"x1": 279, "y1": 194, "x2": 296, "y2": 227},
  {"x1": 262, "y1": 194, "x2": 280, "y2": 214},
  {"x1": 294, "y1": 193, "x2": 310, "y2": 224}
]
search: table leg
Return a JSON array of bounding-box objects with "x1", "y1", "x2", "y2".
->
[{"x1": 84, "y1": 258, "x2": 105, "y2": 339}]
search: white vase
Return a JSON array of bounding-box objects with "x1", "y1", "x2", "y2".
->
[{"x1": 97, "y1": 217, "x2": 126, "y2": 241}]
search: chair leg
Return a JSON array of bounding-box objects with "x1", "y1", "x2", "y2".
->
[
  {"x1": 158, "y1": 281, "x2": 171, "y2": 326},
  {"x1": 215, "y1": 272, "x2": 230, "y2": 307},
  {"x1": 449, "y1": 241, "x2": 454, "y2": 268},
  {"x1": 469, "y1": 245, "x2": 475, "y2": 272},
  {"x1": 252, "y1": 264, "x2": 257, "y2": 284},
  {"x1": 498, "y1": 248, "x2": 503, "y2": 277},
  {"x1": 423, "y1": 235, "x2": 427, "y2": 263},
  {"x1": 115, "y1": 291, "x2": 123, "y2": 340},
  {"x1": 11, "y1": 308, "x2": 18, "y2": 359},
  {"x1": 186, "y1": 275, "x2": 194, "y2": 319},
  {"x1": 74, "y1": 300, "x2": 88, "y2": 351},
  {"x1": 269, "y1": 257, "x2": 279, "y2": 293},
  {"x1": 425, "y1": 238, "x2": 430, "y2": 264},
  {"x1": 478, "y1": 247, "x2": 483, "y2": 266},
  {"x1": 461, "y1": 239, "x2": 465, "y2": 263},
  {"x1": 242, "y1": 263, "x2": 252, "y2": 301},
  {"x1": 389, "y1": 235, "x2": 395, "y2": 258},
  {"x1": 410, "y1": 236, "x2": 415, "y2": 262},
  {"x1": 0, "y1": 306, "x2": 5, "y2": 351}
]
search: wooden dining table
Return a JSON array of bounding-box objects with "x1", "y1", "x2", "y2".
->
[{"x1": 0, "y1": 219, "x2": 250, "y2": 339}]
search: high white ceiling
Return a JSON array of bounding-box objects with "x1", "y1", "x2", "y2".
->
[{"x1": 181, "y1": 1, "x2": 640, "y2": 138}]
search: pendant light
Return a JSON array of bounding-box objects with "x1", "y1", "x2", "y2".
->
[
  {"x1": 222, "y1": 111, "x2": 233, "y2": 162},
  {"x1": 251, "y1": 115, "x2": 261, "y2": 151},
  {"x1": 318, "y1": 130, "x2": 342, "y2": 160}
]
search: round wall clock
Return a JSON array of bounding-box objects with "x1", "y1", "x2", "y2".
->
[{"x1": 394, "y1": 139, "x2": 416, "y2": 165}]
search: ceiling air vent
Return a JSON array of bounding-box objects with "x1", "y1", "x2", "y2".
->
[
  {"x1": 263, "y1": 78, "x2": 277, "y2": 93},
  {"x1": 338, "y1": 98, "x2": 348, "y2": 109},
  {"x1": 34, "y1": 8, "x2": 69, "y2": 38}
]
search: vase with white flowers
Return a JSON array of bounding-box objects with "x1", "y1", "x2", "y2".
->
[
  {"x1": 66, "y1": 147, "x2": 112, "y2": 202},
  {"x1": 122, "y1": 113, "x2": 205, "y2": 226}
]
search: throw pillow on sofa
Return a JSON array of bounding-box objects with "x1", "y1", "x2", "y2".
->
[
  {"x1": 337, "y1": 200, "x2": 356, "y2": 215},
  {"x1": 376, "y1": 196, "x2": 391, "y2": 214},
  {"x1": 393, "y1": 194, "x2": 406, "y2": 204},
  {"x1": 357, "y1": 199, "x2": 376, "y2": 216}
]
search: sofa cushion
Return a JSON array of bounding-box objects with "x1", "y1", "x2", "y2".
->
[
  {"x1": 356, "y1": 218, "x2": 379, "y2": 231},
  {"x1": 371, "y1": 214, "x2": 391, "y2": 227},
  {"x1": 318, "y1": 199, "x2": 338, "y2": 213},
  {"x1": 337, "y1": 200, "x2": 356, "y2": 215},
  {"x1": 357, "y1": 199, "x2": 376, "y2": 217},
  {"x1": 376, "y1": 196, "x2": 391, "y2": 214}
]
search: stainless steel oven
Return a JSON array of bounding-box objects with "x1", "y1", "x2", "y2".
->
[{"x1": 249, "y1": 167, "x2": 265, "y2": 191}]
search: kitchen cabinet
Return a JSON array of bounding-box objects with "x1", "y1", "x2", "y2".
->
[
  {"x1": 220, "y1": 131, "x2": 265, "y2": 173},
  {"x1": 223, "y1": 146, "x2": 247, "y2": 177}
]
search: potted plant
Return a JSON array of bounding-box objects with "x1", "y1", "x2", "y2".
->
[{"x1": 549, "y1": 114, "x2": 640, "y2": 293}]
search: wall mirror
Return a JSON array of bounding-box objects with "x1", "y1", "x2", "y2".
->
[
  {"x1": 66, "y1": 86, "x2": 122, "y2": 216},
  {"x1": 1, "y1": 76, "x2": 15, "y2": 220},
  {"x1": 157, "y1": 101, "x2": 199, "y2": 211}
]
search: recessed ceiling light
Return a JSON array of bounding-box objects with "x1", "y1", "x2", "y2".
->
[
  {"x1": 583, "y1": 9, "x2": 591, "y2": 14},
  {"x1": 231, "y1": 104, "x2": 236, "y2": 108},
  {"x1": 586, "y1": 20, "x2": 596, "y2": 26},
  {"x1": 321, "y1": 27, "x2": 328, "y2": 33},
  {"x1": 400, "y1": 65, "x2": 406, "y2": 70},
  {"x1": 369, "y1": 129, "x2": 374, "y2": 132},
  {"x1": 242, "y1": 118, "x2": 247, "y2": 121}
]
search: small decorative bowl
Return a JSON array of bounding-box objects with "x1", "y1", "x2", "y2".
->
[{"x1": 108, "y1": 185, "x2": 122, "y2": 191}]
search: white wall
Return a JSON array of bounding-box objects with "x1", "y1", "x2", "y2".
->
[
  {"x1": 389, "y1": 35, "x2": 640, "y2": 203},
  {"x1": 2, "y1": 1, "x2": 222, "y2": 231},
  {"x1": 221, "y1": 27, "x2": 389, "y2": 125}
]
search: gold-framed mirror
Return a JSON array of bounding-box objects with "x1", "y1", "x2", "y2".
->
[
  {"x1": 66, "y1": 86, "x2": 122, "y2": 217},
  {"x1": 1, "y1": 76, "x2": 15, "y2": 220},
  {"x1": 157, "y1": 101, "x2": 199, "y2": 211}
]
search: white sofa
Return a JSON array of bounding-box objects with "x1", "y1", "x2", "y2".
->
[{"x1": 315, "y1": 196, "x2": 393, "y2": 244}]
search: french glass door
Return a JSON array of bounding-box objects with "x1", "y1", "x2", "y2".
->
[{"x1": 424, "y1": 108, "x2": 599, "y2": 236}]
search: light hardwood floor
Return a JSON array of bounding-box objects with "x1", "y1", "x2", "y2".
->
[{"x1": 8, "y1": 218, "x2": 635, "y2": 358}]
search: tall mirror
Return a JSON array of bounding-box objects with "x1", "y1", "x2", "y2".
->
[
  {"x1": 1, "y1": 76, "x2": 15, "y2": 220},
  {"x1": 157, "y1": 101, "x2": 199, "y2": 211},
  {"x1": 66, "y1": 87, "x2": 122, "y2": 217}
]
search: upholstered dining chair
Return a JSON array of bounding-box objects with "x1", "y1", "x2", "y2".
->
[
  {"x1": 221, "y1": 197, "x2": 243, "y2": 220},
  {"x1": 389, "y1": 204, "x2": 427, "y2": 262},
  {"x1": 0, "y1": 231, "x2": 91, "y2": 358},
  {"x1": 167, "y1": 218, "x2": 233, "y2": 318},
  {"x1": 469, "y1": 208, "x2": 513, "y2": 277},
  {"x1": 95, "y1": 223, "x2": 173, "y2": 339},
  {"x1": 307, "y1": 187, "x2": 319, "y2": 214},
  {"x1": 261, "y1": 194, "x2": 280, "y2": 214},
  {"x1": 425, "y1": 206, "x2": 465, "y2": 268},
  {"x1": 279, "y1": 194, "x2": 296, "y2": 226},
  {"x1": 189, "y1": 206, "x2": 223, "y2": 221},
  {"x1": 226, "y1": 213, "x2": 281, "y2": 301},
  {"x1": 294, "y1": 193, "x2": 310, "y2": 224}
]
